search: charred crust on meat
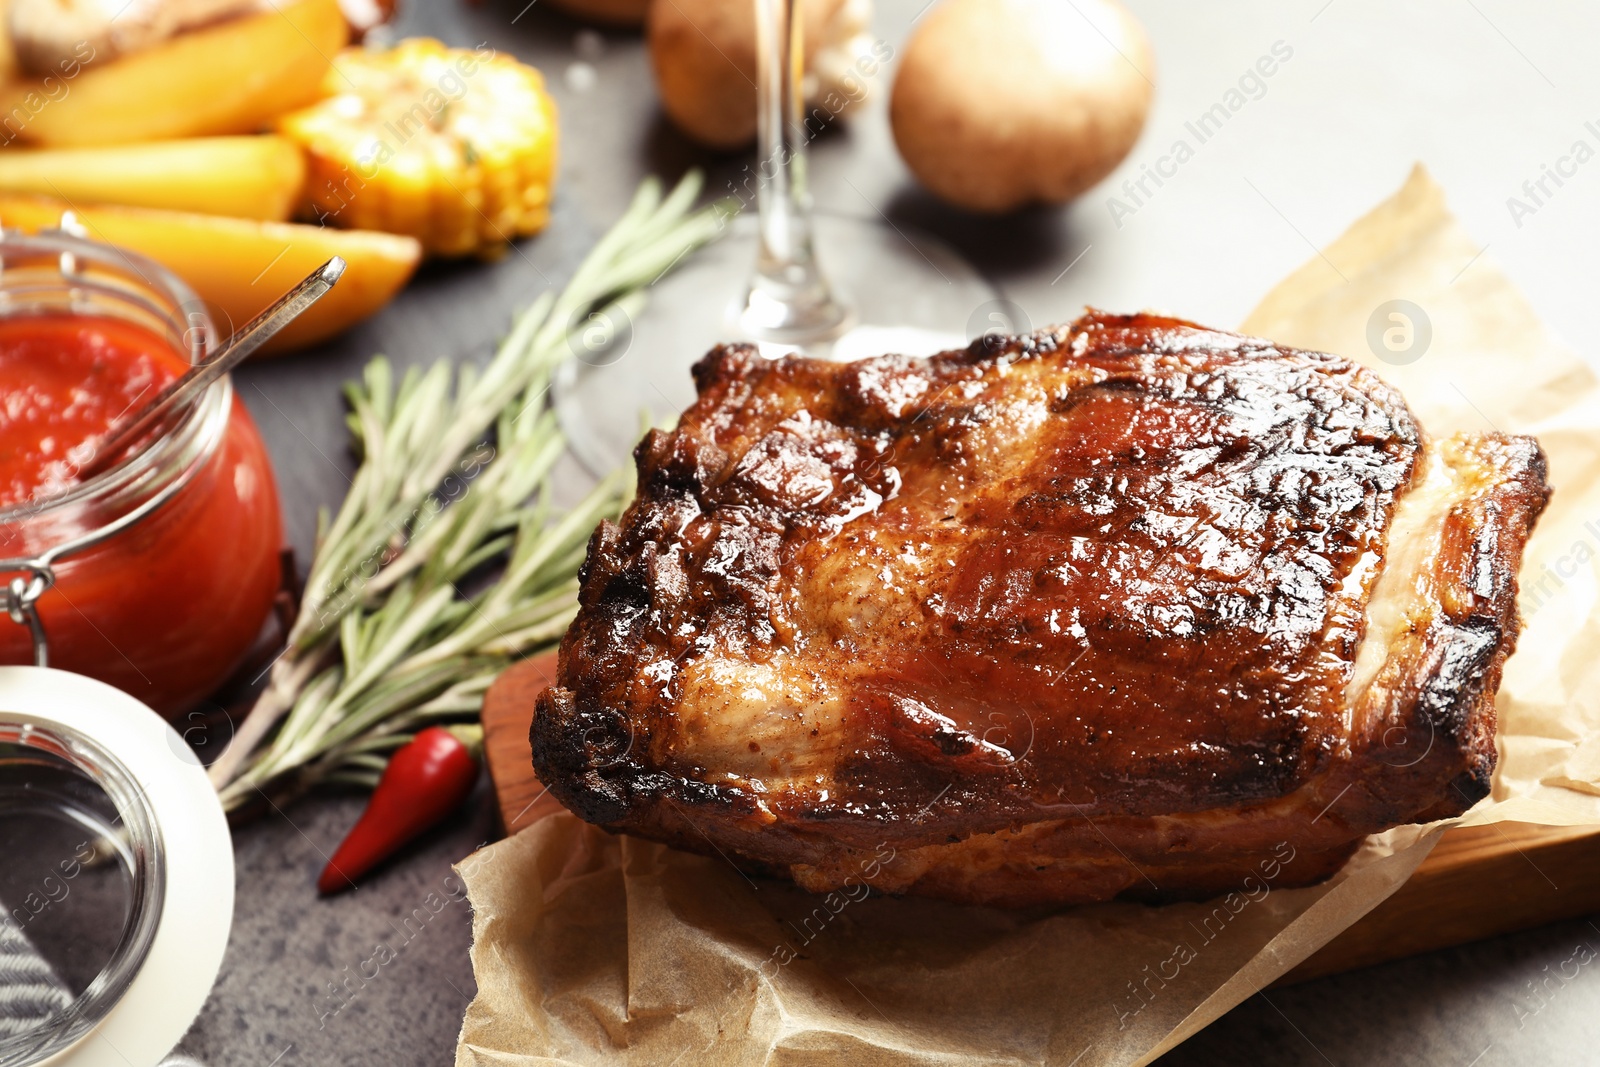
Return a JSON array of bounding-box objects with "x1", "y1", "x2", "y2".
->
[{"x1": 531, "y1": 685, "x2": 636, "y2": 826}]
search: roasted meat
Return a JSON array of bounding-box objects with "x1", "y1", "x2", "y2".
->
[{"x1": 532, "y1": 311, "x2": 1550, "y2": 907}]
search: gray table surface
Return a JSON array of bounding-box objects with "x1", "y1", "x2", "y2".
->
[{"x1": 175, "y1": 0, "x2": 1600, "y2": 1063}]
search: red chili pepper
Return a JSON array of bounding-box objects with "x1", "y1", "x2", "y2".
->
[{"x1": 318, "y1": 724, "x2": 481, "y2": 894}]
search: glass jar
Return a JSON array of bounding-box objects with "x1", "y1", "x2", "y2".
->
[
  {"x1": 0, "y1": 715, "x2": 162, "y2": 1066},
  {"x1": 0, "y1": 666, "x2": 235, "y2": 1067},
  {"x1": 0, "y1": 229, "x2": 283, "y2": 719}
]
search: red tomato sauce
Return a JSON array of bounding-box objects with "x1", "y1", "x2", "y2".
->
[
  {"x1": 0, "y1": 314, "x2": 284, "y2": 718},
  {"x1": 0, "y1": 316, "x2": 187, "y2": 506}
]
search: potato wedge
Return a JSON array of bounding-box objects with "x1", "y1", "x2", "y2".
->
[
  {"x1": 0, "y1": 194, "x2": 421, "y2": 354},
  {"x1": 0, "y1": 0, "x2": 347, "y2": 146},
  {"x1": 0, "y1": 137, "x2": 307, "y2": 220},
  {"x1": 0, "y1": 0, "x2": 18, "y2": 84},
  {"x1": 9, "y1": 0, "x2": 260, "y2": 76}
]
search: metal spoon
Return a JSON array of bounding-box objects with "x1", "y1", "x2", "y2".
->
[{"x1": 78, "y1": 256, "x2": 346, "y2": 479}]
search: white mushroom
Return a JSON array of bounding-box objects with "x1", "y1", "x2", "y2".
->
[
  {"x1": 890, "y1": 0, "x2": 1154, "y2": 213},
  {"x1": 648, "y1": 0, "x2": 876, "y2": 150}
]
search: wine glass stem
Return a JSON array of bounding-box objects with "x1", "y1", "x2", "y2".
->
[{"x1": 743, "y1": 0, "x2": 850, "y2": 340}]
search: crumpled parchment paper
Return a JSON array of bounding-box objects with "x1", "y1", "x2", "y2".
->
[{"x1": 453, "y1": 166, "x2": 1600, "y2": 1067}]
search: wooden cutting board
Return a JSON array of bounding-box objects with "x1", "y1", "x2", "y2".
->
[{"x1": 481, "y1": 654, "x2": 1600, "y2": 984}]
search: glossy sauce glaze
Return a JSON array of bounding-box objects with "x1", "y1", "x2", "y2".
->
[
  {"x1": 552, "y1": 313, "x2": 1421, "y2": 815},
  {"x1": 0, "y1": 314, "x2": 282, "y2": 717}
]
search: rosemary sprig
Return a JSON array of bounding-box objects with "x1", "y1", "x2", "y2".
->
[{"x1": 210, "y1": 172, "x2": 728, "y2": 812}]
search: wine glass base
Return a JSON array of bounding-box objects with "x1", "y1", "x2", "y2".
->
[{"x1": 553, "y1": 212, "x2": 999, "y2": 478}]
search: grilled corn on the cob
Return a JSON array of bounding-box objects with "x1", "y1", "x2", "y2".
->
[{"x1": 278, "y1": 39, "x2": 558, "y2": 258}]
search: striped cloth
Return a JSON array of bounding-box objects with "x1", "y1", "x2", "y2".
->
[{"x1": 0, "y1": 907, "x2": 71, "y2": 1037}]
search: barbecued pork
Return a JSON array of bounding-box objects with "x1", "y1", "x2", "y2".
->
[{"x1": 531, "y1": 311, "x2": 1550, "y2": 907}]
